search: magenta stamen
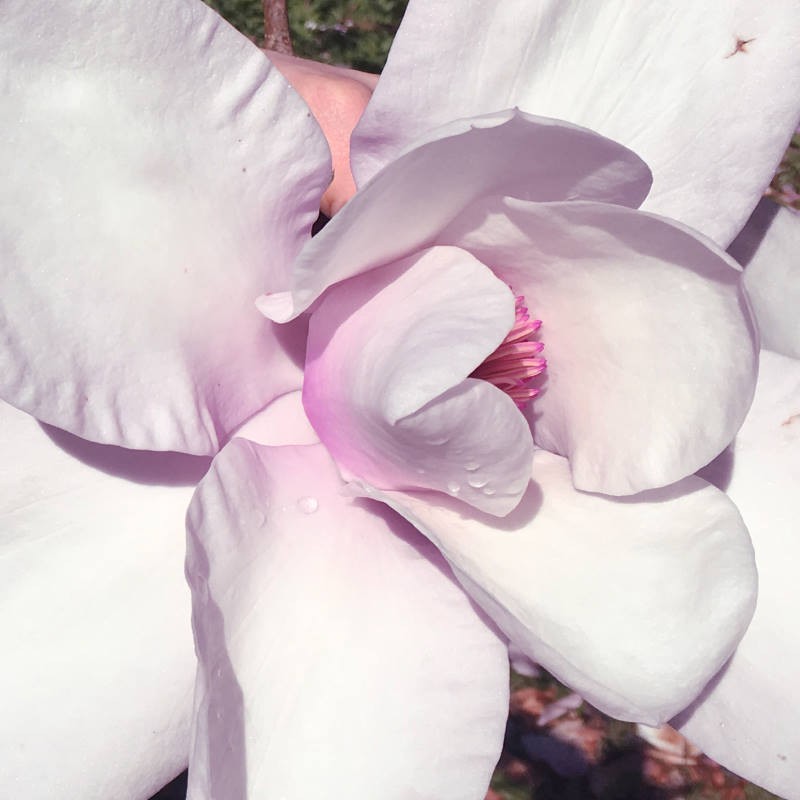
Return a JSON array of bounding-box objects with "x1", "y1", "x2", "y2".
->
[{"x1": 470, "y1": 293, "x2": 545, "y2": 409}]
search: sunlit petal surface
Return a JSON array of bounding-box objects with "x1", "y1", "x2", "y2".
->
[
  {"x1": 0, "y1": 0, "x2": 330, "y2": 453},
  {"x1": 675, "y1": 350, "x2": 800, "y2": 800},
  {"x1": 185, "y1": 440, "x2": 509, "y2": 800},
  {"x1": 355, "y1": 0, "x2": 800, "y2": 246},
  {"x1": 370, "y1": 449, "x2": 756, "y2": 725},
  {"x1": 0, "y1": 401, "x2": 201, "y2": 799},
  {"x1": 729, "y1": 198, "x2": 800, "y2": 358}
]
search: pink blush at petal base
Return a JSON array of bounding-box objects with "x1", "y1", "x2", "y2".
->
[{"x1": 471, "y1": 293, "x2": 545, "y2": 409}]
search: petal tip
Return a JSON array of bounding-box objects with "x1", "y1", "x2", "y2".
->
[{"x1": 255, "y1": 291, "x2": 295, "y2": 323}]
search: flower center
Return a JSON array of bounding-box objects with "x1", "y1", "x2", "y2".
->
[{"x1": 470, "y1": 293, "x2": 545, "y2": 409}]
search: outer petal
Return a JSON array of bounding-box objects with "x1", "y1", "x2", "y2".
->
[
  {"x1": 185, "y1": 439, "x2": 509, "y2": 800},
  {"x1": 368, "y1": 449, "x2": 757, "y2": 725},
  {"x1": 674, "y1": 350, "x2": 800, "y2": 799},
  {"x1": 729, "y1": 199, "x2": 800, "y2": 358},
  {"x1": 354, "y1": 0, "x2": 800, "y2": 246},
  {"x1": 440, "y1": 197, "x2": 757, "y2": 494},
  {"x1": 0, "y1": 401, "x2": 201, "y2": 800},
  {"x1": 303, "y1": 246, "x2": 532, "y2": 515},
  {"x1": 257, "y1": 109, "x2": 651, "y2": 321},
  {"x1": 0, "y1": 0, "x2": 330, "y2": 454}
]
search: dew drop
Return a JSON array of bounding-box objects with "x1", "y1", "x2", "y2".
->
[
  {"x1": 464, "y1": 461, "x2": 480, "y2": 472},
  {"x1": 297, "y1": 496, "x2": 319, "y2": 514},
  {"x1": 446, "y1": 481, "x2": 461, "y2": 495},
  {"x1": 482, "y1": 486, "x2": 496, "y2": 496},
  {"x1": 429, "y1": 435, "x2": 450, "y2": 446},
  {"x1": 468, "y1": 476, "x2": 488, "y2": 489}
]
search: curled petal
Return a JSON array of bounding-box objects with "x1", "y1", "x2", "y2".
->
[
  {"x1": 0, "y1": 0, "x2": 330, "y2": 453},
  {"x1": 675, "y1": 350, "x2": 800, "y2": 799},
  {"x1": 258, "y1": 109, "x2": 651, "y2": 321},
  {"x1": 440, "y1": 197, "x2": 758, "y2": 494},
  {"x1": 185, "y1": 440, "x2": 509, "y2": 800},
  {"x1": 729, "y1": 198, "x2": 800, "y2": 358},
  {"x1": 355, "y1": 0, "x2": 800, "y2": 246},
  {"x1": 303, "y1": 246, "x2": 532, "y2": 515},
  {"x1": 370, "y1": 449, "x2": 757, "y2": 725},
  {"x1": 0, "y1": 401, "x2": 200, "y2": 799}
]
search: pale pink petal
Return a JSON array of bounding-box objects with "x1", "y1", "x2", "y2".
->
[
  {"x1": 257, "y1": 109, "x2": 651, "y2": 321},
  {"x1": 354, "y1": 0, "x2": 800, "y2": 246},
  {"x1": 729, "y1": 198, "x2": 800, "y2": 358},
  {"x1": 185, "y1": 439, "x2": 509, "y2": 800},
  {"x1": 231, "y1": 390, "x2": 319, "y2": 446},
  {"x1": 439, "y1": 197, "x2": 757, "y2": 494},
  {"x1": 0, "y1": 0, "x2": 330, "y2": 454},
  {"x1": 0, "y1": 401, "x2": 199, "y2": 800},
  {"x1": 368, "y1": 449, "x2": 757, "y2": 725},
  {"x1": 303, "y1": 246, "x2": 532, "y2": 515},
  {"x1": 674, "y1": 350, "x2": 800, "y2": 799}
]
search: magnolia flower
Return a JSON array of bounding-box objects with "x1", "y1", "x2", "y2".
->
[{"x1": 1, "y1": 2, "x2": 799, "y2": 800}]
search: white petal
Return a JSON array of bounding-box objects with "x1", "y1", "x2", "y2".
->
[
  {"x1": 369, "y1": 449, "x2": 757, "y2": 724},
  {"x1": 355, "y1": 0, "x2": 800, "y2": 245},
  {"x1": 303, "y1": 246, "x2": 532, "y2": 515},
  {"x1": 258, "y1": 109, "x2": 651, "y2": 321},
  {"x1": 0, "y1": 401, "x2": 199, "y2": 800},
  {"x1": 0, "y1": 0, "x2": 330, "y2": 453},
  {"x1": 440, "y1": 197, "x2": 758, "y2": 494},
  {"x1": 729, "y1": 198, "x2": 800, "y2": 358},
  {"x1": 185, "y1": 440, "x2": 509, "y2": 800},
  {"x1": 675, "y1": 350, "x2": 800, "y2": 799}
]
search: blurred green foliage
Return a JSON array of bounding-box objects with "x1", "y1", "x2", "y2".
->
[{"x1": 204, "y1": 0, "x2": 408, "y2": 71}]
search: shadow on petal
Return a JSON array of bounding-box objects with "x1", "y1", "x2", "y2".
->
[{"x1": 41, "y1": 423, "x2": 211, "y2": 486}]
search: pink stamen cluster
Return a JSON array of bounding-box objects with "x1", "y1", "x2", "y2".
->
[{"x1": 470, "y1": 293, "x2": 546, "y2": 409}]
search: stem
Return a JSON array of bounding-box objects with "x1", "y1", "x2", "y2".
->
[{"x1": 263, "y1": 0, "x2": 293, "y2": 54}]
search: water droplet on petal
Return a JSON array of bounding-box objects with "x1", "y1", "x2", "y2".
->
[
  {"x1": 464, "y1": 461, "x2": 480, "y2": 472},
  {"x1": 483, "y1": 486, "x2": 496, "y2": 496},
  {"x1": 429, "y1": 435, "x2": 450, "y2": 446},
  {"x1": 468, "y1": 476, "x2": 488, "y2": 489},
  {"x1": 297, "y1": 496, "x2": 319, "y2": 514},
  {"x1": 446, "y1": 481, "x2": 461, "y2": 495}
]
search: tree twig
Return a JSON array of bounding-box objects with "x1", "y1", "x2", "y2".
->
[{"x1": 263, "y1": 0, "x2": 293, "y2": 54}]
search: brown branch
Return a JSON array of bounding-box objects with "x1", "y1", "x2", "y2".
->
[{"x1": 263, "y1": 0, "x2": 293, "y2": 54}]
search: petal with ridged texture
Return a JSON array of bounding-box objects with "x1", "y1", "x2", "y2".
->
[
  {"x1": 368, "y1": 449, "x2": 757, "y2": 725},
  {"x1": 257, "y1": 109, "x2": 651, "y2": 321},
  {"x1": 0, "y1": 401, "x2": 201, "y2": 800},
  {"x1": 185, "y1": 439, "x2": 509, "y2": 800},
  {"x1": 0, "y1": 0, "x2": 330, "y2": 454},
  {"x1": 354, "y1": 0, "x2": 800, "y2": 246},
  {"x1": 675, "y1": 350, "x2": 800, "y2": 799},
  {"x1": 303, "y1": 246, "x2": 533, "y2": 515},
  {"x1": 729, "y1": 198, "x2": 800, "y2": 358},
  {"x1": 439, "y1": 197, "x2": 757, "y2": 494}
]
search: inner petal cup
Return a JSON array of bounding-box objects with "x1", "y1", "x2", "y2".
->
[
  {"x1": 303, "y1": 246, "x2": 534, "y2": 515},
  {"x1": 258, "y1": 109, "x2": 652, "y2": 322},
  {"x1": 0, "y1": 0, "x2": 330, "y2": 454},
  {"x1": 438, "y1": 197, "x2": 758, "y2": 495}
]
